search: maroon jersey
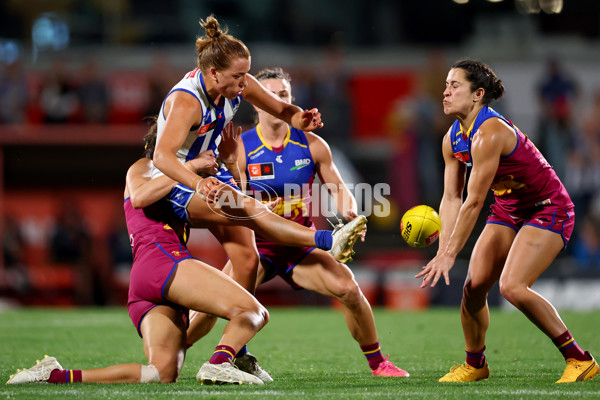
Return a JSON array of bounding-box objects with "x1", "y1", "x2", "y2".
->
[{"x1": 450, "y1": 105, "x2": 573, "y2": 213}]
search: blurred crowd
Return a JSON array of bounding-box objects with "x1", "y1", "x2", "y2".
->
[{"x1": 2, "y1": 51, "x2": 600, "y2": 306}]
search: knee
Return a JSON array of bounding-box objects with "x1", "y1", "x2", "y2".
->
[
  {"x1": 156, "y1": 363, "x2": 178, "y2": 384},
  {"x1": 230, "y1": 301, "x2": 269, "y2": 331},
  {"x1": 149, "y1": 356, "x2": 180, "y2": 383},
  {"x1": 333, "y1": 278, "x2": 363, "y2": 308},
  {"x1": 462, "y1": 276, "x2": 491, "y2": 300},
  {"x1": 498, "y1": 278, "x2": 525, "y2": 306}
]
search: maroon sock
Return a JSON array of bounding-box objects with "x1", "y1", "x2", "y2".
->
[
  {"x1": 209, "y1": 345, "x2": 236, "y2": 365},
  {"x1": 361, "y1": 342, "x2": 385, "y2": 371},
  {"x1": 47, "y1": 369, "x2": 82, "y2": 384},
  {"x1": 465, "y1": 347, "x2": 486, "y2": 369},
  {"x1": 552, "y1": 330, "x2": 590, "y2": 361}
]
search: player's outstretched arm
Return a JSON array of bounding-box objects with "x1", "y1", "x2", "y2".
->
[{"x1": 243, "y1": 74, "x2": 323, "y2": 132}]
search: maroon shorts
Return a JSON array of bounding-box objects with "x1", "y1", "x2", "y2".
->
[
  {"x1": 127, "y1": 241, "x2": 193, "y2": 337},
  {"x1": 486, "y1": 203, "x2": 575, "y2": 249},
  {"x1": 257, "y1": 241, "x2": 316, "y2": 290}
]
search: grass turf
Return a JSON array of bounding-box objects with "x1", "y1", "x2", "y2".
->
[{"x1": 1, "y1": 307, "x2": 599, "y2": 399}]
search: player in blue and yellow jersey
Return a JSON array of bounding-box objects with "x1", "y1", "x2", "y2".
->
[{"x1": 193, "y1": 67, "x2": 409, "y2": 378}]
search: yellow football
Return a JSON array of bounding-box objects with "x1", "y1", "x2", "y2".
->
[{"x1": 400, "y1": 205, "x2": 441, "y2": 248}]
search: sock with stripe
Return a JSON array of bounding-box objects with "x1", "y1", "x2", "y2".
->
[
  {"x1": 209, "y1": 345, "x2": 236, "y2": 365},
  {"x1": 236, "y1": 345, "x2": 248, "y2": 358},
  {"x1": 314, "y1": 230, "x2": 333, "y2": 251},
  {"x1": 465, "y1": 346, "x2": 486, "y2": 369},
  {"x1": 361, "y1": 342, "x2": 385, "y2": 370},
  {"x1": 47, "y1": 369, "x2": 82, "y2": 384},
  {"x1": 552, "y1": 330, "x2": 590, "y2": 361}
]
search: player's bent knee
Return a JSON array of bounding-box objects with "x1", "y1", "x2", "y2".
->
[
  {"x1": 140, "y1": 364, "x2": 161, "y2": 383},
  {"x1": 339, "y1": 282, "x2": 363, "y2": 305},
  {"x1": 154, "y1": 361, "x2": 180, "y2": 383},
  {"x1": 258, "y1": 304, "x2": 270, "y2": 327},
  {"x1": 498, "y1": 280, "x2": 524, "y2": 306},
  {"x1": 230, "y1": 302, "x2": 269, "y2": 331}
]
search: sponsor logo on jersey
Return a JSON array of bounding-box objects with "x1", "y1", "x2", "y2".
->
[
  {"x1": 453, "y1": 150, "x2": 471, "y2": 167},
  {"x1": 248, "y1": 162, "x2": 275, "y2": 180},
  {"x1": 276, "y1": 155, "x2": 283, "y2": 163},
  {"x1": 249, "y1": 149, "x2": 265, "y2": 160},
  {"x1": 198, "y1": 121, "x2": 217, "y2": 136},
  {"x1": 290, "y1": 158, "x2": 311, "y2": 171}
]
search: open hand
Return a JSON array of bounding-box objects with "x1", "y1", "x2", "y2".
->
[
  {"x1": 415, "y1": 253, "x2": 455, "y2": 288},
  {"x1": 218, "y1": 121, "x2": 241, "y2": 164}
]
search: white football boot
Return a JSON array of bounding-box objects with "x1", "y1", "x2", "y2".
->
[
  {"x1": 330, "y1": 215, "x2": 367, "y2": 263},
  {"x1": 196, "y1": 361, "x2": 264, "y2": 385},
  {"x1": 7, "y1": 355, "x2": 63, "y2": 384}
]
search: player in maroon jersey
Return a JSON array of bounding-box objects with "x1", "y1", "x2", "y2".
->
[
  {"x1": 7, "y1": 144, "x2": 267, "y2": 386},
  {"x1": 416, "y1": 59, "x2": 598, "y2": 383}
]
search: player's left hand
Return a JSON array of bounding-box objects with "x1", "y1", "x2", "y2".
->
[
  {"x1": 295, "y1": 108, "x2": 324, "y2": 131},
  {"x1": 218, "y1": 121, "x2": 241, "y2": 164},
  {"x1": 415, "y1": 253, "x2": 455, "y2": 288}
]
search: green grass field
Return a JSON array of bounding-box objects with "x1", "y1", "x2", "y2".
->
[{"x1": 0, "y1": 307, "x2": 599, "y2": 399}]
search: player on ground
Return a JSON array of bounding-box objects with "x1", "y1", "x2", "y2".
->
[
  {"x1": 7, "y1": 141, "x2": 268, "y2": 386},
  {"x1": 416, "y1": 59, "x2": 598, "y2": 383},
  {"x1": 187, "y1": 68, "x2": 408, "y2": 378},
  {"x1": 151, "y1": 15, "x2": 365, "y2": 296}
]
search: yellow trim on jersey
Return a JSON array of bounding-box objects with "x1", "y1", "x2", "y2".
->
[
  {"x1": 456, "y1": 117, "x2": 477, "y2": 139},
  {"x1": 247, "y1": 143, "x2": 266, "y2": 157},
  {"x1": 257, "y1": 124, "x2": 292, "y2": 150},
  {"x1": 288, "y1": 138, "x2": 308, "y2": 148}
]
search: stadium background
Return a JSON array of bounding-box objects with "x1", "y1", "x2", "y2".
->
[{"x1": 1, "y1": 0, "x2": 599, "y2": 310}]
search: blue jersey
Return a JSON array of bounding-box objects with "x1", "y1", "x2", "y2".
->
[
  {"x1": 151, "y1": 68, "x2": 241, "y2": 184},
  {"x1": 450, "y1": 105, "x2": 508, "y2": 168},
  {"x1": 242, "y1": 125, "x2": 315, "y2": 225}
]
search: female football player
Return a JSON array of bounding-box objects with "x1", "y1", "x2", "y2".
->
[
  {"x1": 416, "y1": 59, "x2": 598, "y2": 383},
  {"x1": 187, "y1": 67, "x2": 409, "y2": 378},
  {"x1": 7, "y1": 139, "x2": 268, "y2": 386}
]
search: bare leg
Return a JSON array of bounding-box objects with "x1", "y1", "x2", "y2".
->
[
  {"x1": 462, "y1": 224, "x2": 515, "y2": 351},
  {"x1": 165, "y1": 258, "x2": 268, "y2": 353},
  {"x1": 291, "y1": 250, "x2": 377, "y2": 345},
  {"x1": 81, "y1": 306, "x2": 186, "y2": 383},
  {"x1": 186, "y1": 261, "x2": 265, "y2": 346},
  {"x1": 187, "y1": 186, "x2": 318, "y2": 247},
  {"x1": 499, "y1": 226, "x2": 568, "y2": 338},
  {"x1": 209, "y1": 224, "x2": 259, "y2": 292}
]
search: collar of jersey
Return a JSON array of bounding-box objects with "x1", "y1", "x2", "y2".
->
[
  {"x1": 199, "y1": 72, "x2": 224, "y2": 110},
  {"x1": 455, "y1": 105, "x2": 486, "y2": 139},
  {"x1": 257, "y1": 124, "x2": 290, "y2": 151}
]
